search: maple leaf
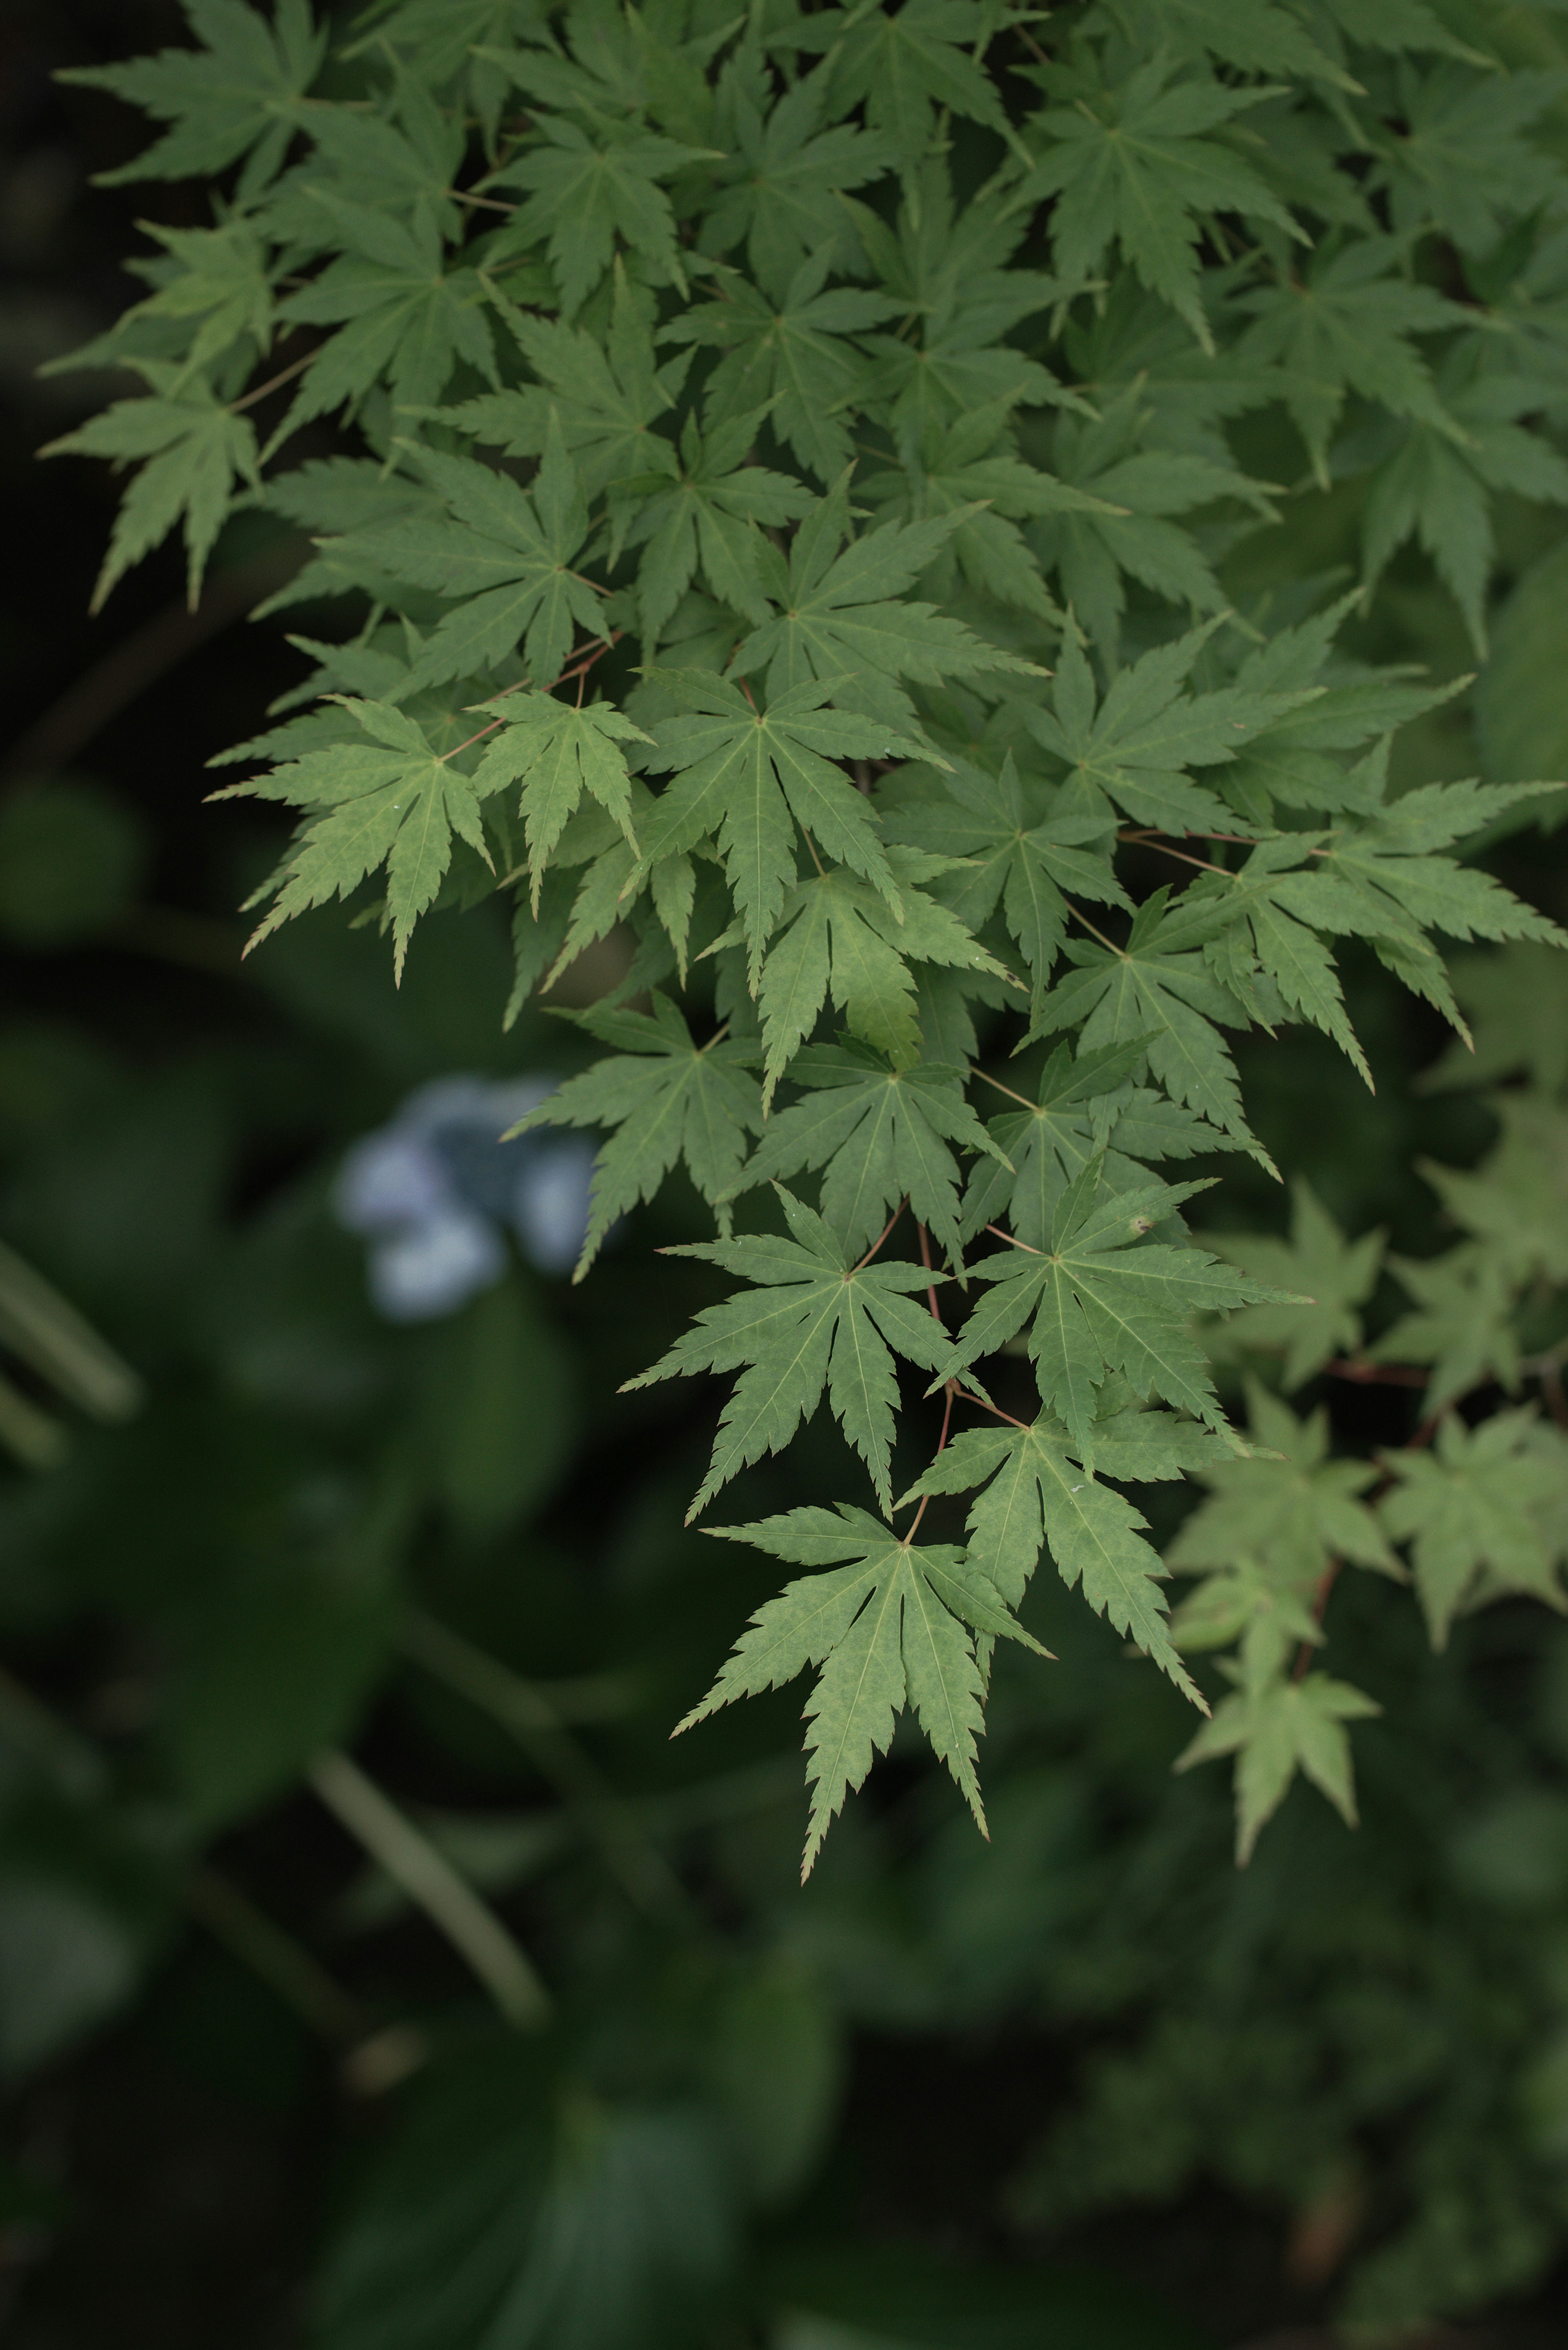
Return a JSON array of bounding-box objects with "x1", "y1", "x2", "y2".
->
[
  {"x1": 272, "y1": 194, "x2": 499, "y2": 438},
  {"x1": 849, "y1": 162, "x2": 1083, "y2": 449},
  {"x1": 633, "y1": 669, "x2": 921, "y2": 986},
  {"x1": 1022, "y1": 619, "x2": 1320, "y2": 841},
  {"x1": 899, "y1": 1410, "x2": 1207, "y2": 1704},
  {"x1": 750, "y1": 849, "x2": 1015, "y2": 1091},
  {"x1": 730, "y1": 480, "x2": 1045, "y2": 734},
  {"x1": 627, "y1": 405, "x2": 814, "y2": 642},
  {"x1": 960, "y1": 1037, "x2": 1239, "y2": 1251},
  {"x1": 815, "y1": 0, "x2": 1015, "y2": 171},
  {"x1": 1029, "y1": 389, "x2": 1281, "y2": 662},
  {"x1": 882, "y1": 747, "x2": 1129, "y2": 1017},
  {"x1": 112, "y1": 219, "x2": 274, "y2": 388},
  {"x1": 930, "y1": 1155, "x2": 1292, "y2": 1469},
  {"x1": 1374, "y1": 62, "x2": 1565, "y2": 257},
  {"x1": 1170, "y1": 1380, "x2": 1401, "y2": 1594},
  {"x1": 324, "y1": 421, "x2": 604, "y2": 695},
  {"x1": 1177, "y1": 1671, "x2": 1381, "y2": 1864},
  {"x1": 623, "y1": 1186, "x2": 954, "y2": 1516},
  {"x1": 1361, "y1": 346, "x2": 1568, "y2": 656},
  {"x1": 441, "y1": 266, "x2": 689, "y2": 500},
  {"x1": 1236, "y1": 237, "x2": 1470, "y2": 485},
  {"x1": 1372, "y1": 1244, "x2": 1521, "y2": 1411},
  {"x1": 41, "y1": 363, "x2": 261, "y2": 611},
  {"x1": 59, "y1": 0, "x2": 325, "y2": 195},
  {"x1": 733, "y1": 1041, "x2": 1009, "y2": 1264},
  {"x1": 506, "y1": 993, "x2": 762, "y2": 1275},
  {"x1": 663, "y1": 250, "x2": 900, "y2": 484},
  {"x1": 468, "y1": 690, "x2": 647, "y2": 907},
  {"x1": 1378, "y1": 1409, "x2": 1568, "y2": 1647},
  {"x1": 1207, "y1": 1179, "x2": 1385, "y2": 1387},
  {"x1": 699, "y1": 55, "x2": 894, "y2": 299},
  {"x1": 218, "y1": 696, "x2": 506, "y2": 976},
  {"x1": 677, "y1": 1504, "x2": 1047, "y2": 1877},
  {"x1": 1007, "y1": 57, "x2": 1302, "y2": 352},
  {"x1": 1031, "y1": 890, "x2": 1268, "y2": 1160},
  {"x1": 486, "y1": 118, "x2": 714, "y2": 315},
  {"x1": 862, "y1": 403, "x2": 1123, "y2": 624}
]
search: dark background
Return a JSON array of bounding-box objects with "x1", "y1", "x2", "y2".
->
[{"x1": 4, "y1": 7, "x2": 1568, "y2": 2348}]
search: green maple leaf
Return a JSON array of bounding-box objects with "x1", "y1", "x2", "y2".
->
[
  {"x1": 506, "y1": 992, "x2": 762, "y2": 1275},
  {"x1": 1177, "y1": 1671, "x2": 1380, "y2": 1863},
  {"x1": 60, "y1": 0, "x2": 325, "y2": 195},
  {"x1": 350, "y1": 0, "x2": 555, "y2": 143},
  {"x1": 42, "y1": 362, "x2": 261, "y2": 611},
  {"x1": 1137, "y1": 0, "x2": 1355, "y2": 87},
  {"x1": 441, "y1": 265, "x2": 689, "y2": 500},
  {"x1": 862, "y1": 402, "x2": 1124, "y2": 624},
  {"x1": 1207, "y1": 1179, "x2": 1385, "y2": 1387},
  {"x1": 1170, "y1": 1380, "x2": 1400, "y2": 1595},
  {"x1": 111, "y1": 219, "x2": 274, "y2": 388},
  {"x1": 486, "y1": 119, "x2": 714, "y2": 314},
  {"x1": 272, "y1": 194, "x2": 498, "y2": 438},
  {"x1": 1008, "y1": 57, "x2": 1302, "y2": 352},
  {"x1": 476, "y1": 3, "x2": 718, "y2": 143},
  {"x1": 1030, "y1": 389, "x2": 1280, "y2": 662},
  {"x1": 749, "y1": 846, "x2": 1017, "y2": 1089},
  {"x1": 960, "y1": 1037, "x2": 1241, "y2": 1251},
  {"x1": 1362, "y1": 348, "x2": 1568, "y2": 656},
  {"x1": 1213, "y1": 594, "x2": 1464, "y2": 824},
  {"x1": 325, "y1": 420, "x2": 604, "y2": 694},
  {"x1": 628, "y1": 404, "x2": 815, "y2": 642},
  {"x1": 1424, "y1": 941, "x2": 1568, "y2": 1097},
  {"x1": 818, "y1": 0, "x2": 1015, "y2": 170},
  {"x1": 699, "y1": 55, "x2": 894, "y2": 299},
  {"x1": 1261, "y1": 760, "x2": 1568, "y2": 1031},
  {"x1": 633, "y1": 669, "x2": 922, "y2": 985},
  {"x1": 1022, "y1": 619, "x2": 1320, "y2": 840},
  {"x1": 733, "y1": 1041, "x2": 1009, "y2": 1264},
  {"x1": 899, "y1": 1411, "x2": 1207, "y2": 1704},
  {"x1": 1374, "y1": 62, "x2": 1564, "y2": 259},
  {"x1": 1236, "y1": 236, "x2": 1470, "y2": 484},
  {"x1": 1378, "y1": 1408, "x2": 1568, "y2": 1647},
  {"x1": 1031, "y1": 890, "x2": 1268, "y2": 1159},
  {"x1": 850, "y1": 161, "x2": 1082, "y2": 445},
  {"x1": 623, "y1": 1186, "x2": 954, "y2": 1516},
  {"x1": 1416, "y1": 1100, "x2": 1568, "y2": 1289},
  {"x1": 1372, "y1": 1244, "x2": 1521, "y2": 1411},
  {"x1": 931, "y1": 1154, "x2": 1291, "y2": 1469},
  {"x1": 662, "y1": 250, "x2": 902, "y2": 484},
  {"x1": 730, "y1": 479, "x2": 1044, "y2": 734},
  {"x1": 883, "y1": 748, "x2": 1129, "y2": 1017},
  {"x1": 220, "y1": 697, "x2": 505, "y2": 975},
  {"x1": 468, "y1": 690, "x2": 648, "y2": 907},
  {"x1": 676, "y1": 1503, "x2": 1047, "y2": 1877}
]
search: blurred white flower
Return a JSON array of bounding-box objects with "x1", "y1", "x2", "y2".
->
[{"x1": 334, "y1": 1074, "x2": 595, "y2": 1320}]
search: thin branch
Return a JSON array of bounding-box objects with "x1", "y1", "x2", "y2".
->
[
  {"x1": 308, "y1": 1749, "x2": 551, "y2": 2028},
  {"x1": 973, "y1": 1066, "x2": 1038, "y2": 1112},
  {"x1": 228, "y1": 347, "x2": 316, "y2": 415},
  {"x1": 399, "y1": 1611, "x2": 690, "y2": 1923},
  {"x1": 853, "y1": 1200, "x2": 907, "y2": 1269},
  {"x1": 1065, "y1": 902, "x2": 1123, "y2": 954},
  {"x1": 187, "y1": 1866, "x2": 364, "y2": 2043},
  {"x1": 985, "y1": 1222, "x2": 1042, "y2": 1254}
]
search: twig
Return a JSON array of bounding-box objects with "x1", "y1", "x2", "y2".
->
[
  {"x1": 228, "y1": 347, "x2": 316, "y2": 415},
  {"x1": 1, "y1": 546, "x2": 302, "y2": 786},
  {"x1": 308, "y1": 1750, "x2": 551, "y2": 2028},
  {"x1": 854, "y1": 1200, "x2": 907, "y2": 1269},
  {"x1": 985, "y1": 1222, "x2": 1042, "y2": 1253},
  {"x1": 399, "y1": 1611, "x2": 689, "y2": 1922},
  {"x1": 187, "y1": 1866, "x2": 363, "y2": 2043}
]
